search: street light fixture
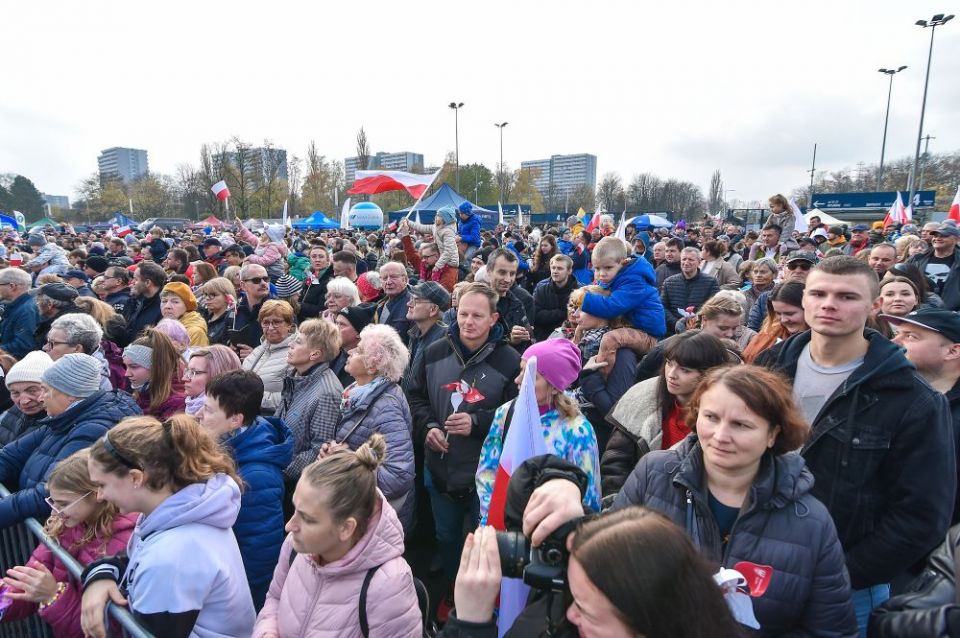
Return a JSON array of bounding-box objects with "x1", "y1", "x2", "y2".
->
[
  {"x1": 448, "y1": 102, "x2": 464, "y2": 191},
  {"x1": 494, "y1": 122, "x2": 508, "y2": 203},
  {"x1": 907, "y1": 13, "x2": 953, "y2": 211},
  {"x1": 876, "y1": 65, "x2": 907, "y2": 190}
]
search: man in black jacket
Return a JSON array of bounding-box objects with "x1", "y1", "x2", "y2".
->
[
  {"x1": 121, "y1": 261, "x2": 165, "y2": 346},
  {"x1": 909, "y1": 224, "x2": 960, "y2": 310},
  {"x1": 654, "y1": 237, "x2": 682, "y2": 288},
  {"x1": 487, "y1": 248, "x2": 534, "y2": 348},
  {"x1": 660, "y1": 247, "x2": 720, "y2": 335},
  {"x1": 532, "y1": 254, "x2": 578, "y2": 341}
]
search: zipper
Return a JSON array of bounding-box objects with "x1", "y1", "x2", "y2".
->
[{"x1": 297, "y1": 559, "x2": 325, "y2": 638}]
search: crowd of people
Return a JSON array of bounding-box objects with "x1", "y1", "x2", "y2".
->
[{"x1": 0, "y1": 198, "x2": 958, "y2": 636}]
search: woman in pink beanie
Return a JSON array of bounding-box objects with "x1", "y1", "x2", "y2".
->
[{"x1": 476, "y1": 338, "x2": 602, "y2": 523}]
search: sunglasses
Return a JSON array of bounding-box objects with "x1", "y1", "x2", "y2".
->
[
  {"x1": 45, "y1": 491, "x2": 92, "y2": 515},
  {"x1": 786, "y1": 262, "x2": 812, "y2": 271},
  {"x1": 242, "y1": 277, "x2": 269, "y2": 284}
]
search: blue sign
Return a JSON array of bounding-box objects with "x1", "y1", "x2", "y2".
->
[{"x1": 811, "y1": 191, "x2": 936, "y2": 210}]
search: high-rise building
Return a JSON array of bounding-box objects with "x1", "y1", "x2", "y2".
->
[
  {"x1": 345, "y1": 151, "x2": 425, "y2": 184},
  {"x1": 41, "y1": 194, "x2": 70, "y2": 209},
  {"x1": 97, "y1": 147, "x2": 149, "y2": 183},
  {"x1": 211, "y1": 147, "x2": 289, "y2": 185},
  {"x1": 520, "y1": 153, "x2": 597, "y2": 205}
]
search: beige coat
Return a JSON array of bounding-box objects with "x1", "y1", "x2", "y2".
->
[{"x1": 242, "y1": 333, "x2": 294, "y2": 412}]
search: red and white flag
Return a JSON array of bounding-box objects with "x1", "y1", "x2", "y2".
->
[
  {"x1": 211, "y1": 180, "x2": 231, "y2": 202},
  {"x1": 117, "y1": 226, "x2": 133, "y2": 237},
  {"x1": 883, "y1": 192, "x2": 910, "y2": 227},
  {"x1": 348, "y1": 169, "x2": 440, "y2": 199},
  {"x1": 585, "y1": 209, "x2": 602, "y2": 232},
  {"x1": 485, "y1": 356, "x2": 547, "y2": 637},
  {"x1": 948, "y1": 185, "x2": 960, "y2": 223}
]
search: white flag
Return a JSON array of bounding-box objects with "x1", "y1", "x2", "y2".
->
[
  {"x1": 282, "y1": 199, "x2": 289, "y2": 228},
  {"x1": 614, "y1": 210, "x2": 627, "y2": 243},
  {"x1": 341, "y1": 197, "x2": 352, "y2": 230},
  {"x1": 498, "y1": 201, "x2": 505, "y2": 226}
]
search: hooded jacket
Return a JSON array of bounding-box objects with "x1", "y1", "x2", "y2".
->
[
  {"x1": 335, "y1": 381, "x2": 415, "y2": 531},
  {"x1": 224, "y1": 416, "x2": 293, "y2": 609},
  {"x1": 242, "y1": 334, "x2": 294, "y2": 413},
  {"x1": 457, "y1": 211, "x2": 482, "y2": 248},
  {"x1": 581, "y1": 257, "x2": 666, "y2": 338},
  {"x1": 253, "y1": 492, "x2": 421, "y2": 638},
  {"x1": 774, "y1": 329, "x2": 956, "y2": 589},
  {"x1": 408, "y1": 323, "x2": 520, "y2": 492},
  {"x1": 616, "y1": 437, "x2": 857, "y2": 636},
  {"x1": 0, "y1": 390, "x2": 141, "y2": 528},
  {"x1": 0, "y1": 292, "x2": 39, "y2": 359}
]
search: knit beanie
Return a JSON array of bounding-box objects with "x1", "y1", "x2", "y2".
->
[
  {"x1": 41, "y1": 353, "x2": 102, "y2": 398},
  {"x1": 265, "y1": 224, "x2": 285, "y2": 243},
  {"x1": 522, "y1": 339, "x2": 582, "y2": 391},
  {"x1": 458, "y1": 202, "x2": 473, "y2": 215},
  {"x1": 339, "y1": 304, "x2": 376, "y2": 334},
  {"x1": 356, "y1": 273, "x2": 381, "y2": 303},
  {"x1": 437, "y1": 206, "x2": 458, "y2": 225},
  {"x1": 274, "y1": 274, "x2": 302, "y2": 298},
  {"x1": 161, "y1": 282, "x2": 197, "y2": 312},
  {"x1": 6, "y1": 351, "x2": 54, "y2": 387}
]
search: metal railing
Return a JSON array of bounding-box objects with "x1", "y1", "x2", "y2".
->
[{"x1": 0, "y1": 484, "x2": 153, "y2": 638}]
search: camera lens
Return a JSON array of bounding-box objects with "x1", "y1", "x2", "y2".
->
[{"x1": 496, "y1": 531, "x2": 530, "y2": 579}]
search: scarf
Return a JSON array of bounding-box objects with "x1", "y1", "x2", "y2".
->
[
  {"x1": 340, "y1": 376, "x2": 389, "y2": 412},
  {"x1": 185, "y1": 391, "x2": 205, "y2": 416}
]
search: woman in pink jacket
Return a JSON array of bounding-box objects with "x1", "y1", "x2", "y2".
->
[
  {"x1": 254, "y1": 433, "x2": 421, "y2": 638},
  {"x1": 1, "y1": 449, "x2": 138, "y2": 637}
]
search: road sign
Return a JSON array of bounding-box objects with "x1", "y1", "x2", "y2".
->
[{"x1": 810, "y1": 191, "x2": 936, "y2": 210}]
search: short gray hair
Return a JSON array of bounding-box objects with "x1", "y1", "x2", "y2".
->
[
  {"x1": 0, "y1": 269, "x2": 31, "y2": 288},
  {"x1": 753, "y1": 258, "x2": 778, "y2": 274},
  {"x1": 326, "y1": 276, "x2": 360, "y2": 306},
  {"x1": 681, "y1": 247, "x2": 701, "y2": 260},
  {"x1": 358, "y1": 324, "x2": 409, "y2": 383},
  {"x1": 50, "y1": 313, "x2": 103, "y2": 354},
  {"x1": 239, "y1": 263, "x2": 268, "y2": 280}
]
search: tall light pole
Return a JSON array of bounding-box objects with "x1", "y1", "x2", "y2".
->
[
  {"x1": 876, "y1": 65, "x2": 907, "y2": 190},
  {"x1": 448, "y1": 102, "x2": 464, "y2": 191},
  {"x1": 494, "y1": 121, "x2": 508, "y2": 203},
  {"x1": 907, "y1": 14, "x2": 953, "y2": 211}
]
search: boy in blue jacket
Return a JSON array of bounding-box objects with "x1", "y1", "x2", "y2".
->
[{"x1": 457, "y1": 202, "x2": 482, "y2": 260}]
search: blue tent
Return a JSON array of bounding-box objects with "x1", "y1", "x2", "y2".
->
[
  {"x1": 292, "y1": 211, "x2": 339, "y2": 231},
  {"x1": 388, "y1": 184, "x2": 499, "y2": 229},
  {"x1": 109, "y1": 212, "x2": 138, "y2": 227}
]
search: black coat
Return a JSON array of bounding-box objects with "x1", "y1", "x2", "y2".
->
[
  {"x1": 121, "y1": 292, "x2": 162, "y2": 346},
  {"x1": 659, "y1": 272, "x2": 720, "y2": 335},
  {"x1": 909, "y1": 250, "x2": 960, "y2": 310},
  {"x1": 532, "y1": 276, "x2": 579, "y2": 342},
  {"x1": 774, "y1": 329, "x2": 956, "y2": 589},
  {"x1": 298, "y1": 268, "x2": 332, "y2": 322}
]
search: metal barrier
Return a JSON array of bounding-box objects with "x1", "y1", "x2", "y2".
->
[{"x1": 0, "y1": 484, "x2": 153, "y2": 638}]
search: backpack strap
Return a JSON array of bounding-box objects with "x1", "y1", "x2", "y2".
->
[
  {"x1": 359, "y1": 564, "x2": 382, "y2": 638},
  {"x1": 500, "y1": 399, "x2": 518, "y2": 441}
]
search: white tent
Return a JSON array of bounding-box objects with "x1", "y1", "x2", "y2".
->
[{"x1": 805, "y1": 209, "x2": 846, "y2": 227}]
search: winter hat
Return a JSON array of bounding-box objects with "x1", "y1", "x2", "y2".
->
[
  {"x1": 85, "y1": 255, "x2": 110, "y2": 273},
  {"x1": 41, "y1": 353, "x2": 102, "y2": 399},
  {"x1": 274, "y1": 274, "x2": 302, "y2": 298},
  {"x1": 6, "y1": 351, "x2": 54, "y2": 388},
  {"x1": 522, "y1": 339, "x2": 582, "y2": 392},
  {"x1": 122, "y1": 344, "x2": 153, "y2": 369},
  {"x1": 265, "y1": 224, "x2": 285, "y2": 243},
  {"x1": 161, "y1": 282, "x2": 197, "y2": 312},
  {"x1": 28, "y1": 234, "x2": 46, "y2": 247},
  {"x1": 356, "y1": 272, "x2": 381, "y2": 303},
  {"x1": 458, "y1": 202, "x2": 473, "y2": 215},
  {"x1": 339, "y1": 304, "x2": 376, "y2": 333},
  {"x1": 437, "y1": 206, "x2": 458, "y2": 225}
]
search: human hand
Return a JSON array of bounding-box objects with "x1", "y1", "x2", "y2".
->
[
  {"x1": 444, "y1": 412, "x2": 473, "y2": 436},
  {"x1": 235, "y1": 343, "x2": 253, "y2": 360},
  {"x1": 425, "y1": 428, "x2": 449, "y2": 454},
  {"x1": 522, "y1": 478, "x2": 584, "y2": 547},
  {"x1": 455, "y1": 526, "x2": 502, "y2": 623},
  {"x1": 318, "y1": 441, "x2": 348, "y2": 459},
  {"x1": 81, "y1": 580, "x2": 127, "y2": 638},
  {"x1": 3, "y1": 561, "x2": 57, "y2": 603},
  {"x1": 510, "y1": 326, "x2": 531, "y2": 344},
  {"x1": 582, "y1": 356, "x2": 608, "y2": 372}
]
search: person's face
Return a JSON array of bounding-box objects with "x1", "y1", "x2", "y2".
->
[
  {"x1": 880, "y1": 282, "x2": 918, "y2": 317},
  {"x1": 123, "y1": 358, "x2": 152, "y2": 387},
  {"x1": 803, "y1": 271, "x2": 878, "y2": 338},
  {"x1": 325, "y1": 290, "x2": 351, "y2": 312},
  {"x1": 540, "y1": 240, "x2": 552, "y2": 255},
  {"x1": 332, "y1": 260, "x2": 354, "y2": 280},
  {"x1": 809, "y1": 217, "x2": 821, "y2": 228},
  {"x1": 921, "y1": 224, "x2": 940, "y2": 242},
  {"x1": 575, "y1": 309, "x2": 606, "y2": 330},
  {"x1": 679, "y1": 252, "x2": 699, "y2": 277},
  {"x1": 261, "y1": 314, "x2": 291, "y2": 345},
  {"x1": 550, "y1": 261, "x2": 571, "y2": 285},
  {"x1": 652, "y1": 245, "x2": 665, "y2": 261},
  {"x1": 161, "y1": 253, "x2": 177, "y2": 270},
  {"x1": 514, "y1": 359, "x2": 557, "y2": 406},
  {"x1": 592, "y1": 257, "x2": 620, "y2": 285},
  {"x1": 65, "y1": 276, "x2": 86, "y2": 290},
  {"x1": 43, "y1": 327, "x2": 82, "y2": 360},
  {"x1": 664, "y1": 359, "x2": 702, "y2": 401},
  {"x1": 771, "y1": 300, "x2": 806, "y2": 334},
  {"x1": 201, "y1": 244, "x2": 218, "y2": 258},
  {"x1": 310, "y1": 249, "x2": 329, "y2": 271},
  {"x1": 567, "y1": 300, "x2": 582, "y2": 324},
  {"x1": 160, "y1": 293, "x2": 188, "y2": 319},
  {"x1": 198, "y1": 393, "x2": 241, "y2": 439},
  {"x1": 46, "y1": 486, "x2": 96, "y2": 529},
  {"x1": 8, "y1": 381, "x2": 45, "y2": 416},
  {"x1": 909, "y1": 242, "x2": 929, "y2": 257},
  {"x1": 416, "y1": 245, "x2": 438, "y2": 269},
  {"x1": 344, "y1": 343, "x2": 373, "y2": 381},
  {"x1": 566, "y1": 557, "x2": 636, "y2": 638},
  {"x1": 893, "y1": 324, "x2": 956, "y2": 376},
  {"x1": 489, "y1": 257, "x2": 518, "y2": 295},
  {"x1": 931, "y1": 231, "x2": 959, "y2": 254},
  {"x1": 132, "y1": 269, "x2": 152, "y2": 297},
  {"x1": 760, "y1": 229, "x2": 778, "y2": 247},
  {"x1": 785, "y1": 260, "x2": 812, "y2": 282},
  {"x1": 696, "y1": 383, "x2": 779, "y2": 474},
  {"x1": 88, "y1": 459, "x2": 140, "y2": 515},
  {"x1": 664, "y1": 245, "x2": 680, "y2": 263},
  {"x1": 769, "y1": 200, "x2": 784, "y2": 214},
  {"x1": 702, "y1": 227, "x2": 714, "y2": 240},
  {"x1": 287, "y1": 331, "x2": 321, "y2": 369},
  {"x1": 204, "y1": 289, "x2": 227, "y2": 315},
  {"x1": 183, "y1": 355, "x2": 209, "y2": 397},
  {"x1": 225, "y1": 251, "x2": 243, "y2": 266},
  {"x1": 41, "y1": 384, "x2": 74, "y2": 417},
  {"x1": 701, "y1": 313, "x2": 740, "y2": 340},
  {"x1": 241, "y1": 267, "x2": 270, "y2": 301},
  {"x1": 380, "y1": 265, "x2": 407, "y2": 297},
  {"x1": 285, "y1": 481, "x2": 355, "y2": 558},
  {"x1": 851, "y1": 230, "x2": 868, "y2": 243},
  {"x1": 334, "y1": 314, "x2": 360, "y2": 349},
  {"x1": 751, "y1": 265, "x2": 774, "y2": 288},
  {"x1": 406, "y1": 296, "x2": 437, "y2": 322},
  {"x1": 456, "y1": 293, "x2": 498, "y2": 344},
  {"x1": 0, "y1": 280, "x2": 20, "y2": 302}
]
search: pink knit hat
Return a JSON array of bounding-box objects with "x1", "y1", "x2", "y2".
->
[{"x1": 522, "y1": 339, "x2": 582, "y2": 391}]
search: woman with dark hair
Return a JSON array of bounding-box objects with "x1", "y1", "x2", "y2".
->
[
  {"x1": 526, "y1": 234, "x2": 558, "y2": 291},
  {"x1": 743, "y1": 281, "x2": 807, "y2": 365},
  {"x1": 886, "y1": 261, "x2": 944, "y2": 309},
  {"x1": 601, "y1": 331, "x2": 734, "y2": 500}
]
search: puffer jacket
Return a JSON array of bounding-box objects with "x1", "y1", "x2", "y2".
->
[
  {"x1": 870, "y1": 524, "x2": 960, "y2": 636},
  {"x1": 238, "y1": 225, "x2": 289, "y2": 281},
  {"x1": 0, "y1": 293, "x2": 39, "y2": 359},
  {"x1": 335, "y1": 381, "x2": 415, "y2": 531},
  {"x1": 599, "y1": 376, "x2": 661, "y2": 498},
  {"x1": 458, "y1": 211, "x2": 482, "y2": 247},
  {"x1": 582, "y1": 257, "x2": 666, "y2": 338},
  {"x1": 2, "y1": 513, "x2": 138, "y2": 637},
  {"x1": 774, "y1": 329, "x2": 956, "y2": 590},
  {"x1": 179, "y1": 310, "x2": 209, "y2": 346},
  {"x1": 616, "y1": 437, "x2": 858, "y2": 636},
  {"x1": 253, "y1": 492, "x2": 422, "y2": 638},
  {"x1": 277, "y1": 362, "x2": 343, "y2": 480},
  {"x1": 121, "y1": 292, "x2": 162, "y2": 346},
  {"x1": 243, "y1": 334, "x2": 294, "y2": 413},
  {"x1": 408, "y1": 324, "x2": 520, "y2": 493},
  {"x1": 660, "y1": 271, "x2": 721, "y2": 334},
  {"x1": 224, "y1": 416, "x2": 293, "y2": 610},
  {"x1": 0, "y1": 390, "x2": 141, "y2": 527},
  {"x1": 0, "y1": 406, "x2": 46, "y2": 448}
]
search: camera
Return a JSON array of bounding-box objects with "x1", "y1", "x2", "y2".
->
[{"x1": 497, "y1": 519, "x2": 579, "y2": 591}]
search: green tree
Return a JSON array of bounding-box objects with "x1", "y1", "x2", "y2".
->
[
  {"x1": 129, "y1": 174, "x2": 175, "y2": 218},
  {"x1": 510, "y1": 167, "x2": 544, "y2": 213},
  {"x1": 0, "y1": 184, "x2": 14, "y2": 212},
  {"x1": 10, "y1": 175, "x2": 46, "y2": 221},
  {"x1": 301, "y1": 141, "x2": 345, "y2": 217}
]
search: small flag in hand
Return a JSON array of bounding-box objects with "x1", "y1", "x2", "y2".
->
[{"x1": 211, "y1": 180, "x2": 231, "y2": 201}]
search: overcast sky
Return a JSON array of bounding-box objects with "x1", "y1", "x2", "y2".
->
[{"x1": 3, "y1": 0, "x2": 958, "y2": 207}]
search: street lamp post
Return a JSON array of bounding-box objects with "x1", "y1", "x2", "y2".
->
[
  {"x1": 494, "y1": 122, "x2": 508, "y2": 203},
  {"x1": 448, "y1": 102, "x2": 464, "y2": 191},
  {"x1": 907, "y1": 14, "x2": 953, "y2": 210},
  {"x1": 876, "y1": 66, "x2": 907, "y2": 190}
]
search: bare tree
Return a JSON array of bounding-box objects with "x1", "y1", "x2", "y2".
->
[
  {"x1": 288, "y1": 155, "x2": 302, "y2": 217},
  {"x1": 707, "y1": 169, "x2": 724, "y2": 213},
  {"x1": 596, "y1": 172, "x2": 624, "y2": 213}
]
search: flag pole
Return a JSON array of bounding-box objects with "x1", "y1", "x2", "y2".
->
[{"x1": 404, "y1": 169, "x2": 442, "y2": 221}]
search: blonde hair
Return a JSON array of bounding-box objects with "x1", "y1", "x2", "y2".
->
[
  {"x1": 129, "y1": 329, "x2": 182, "y2": 411},
  {"x1": 200, "y1": 276, "x2": 236, "y2": 300},
  {"x1": 298, "y1": 318, "x2": 341, "y2": 363},
  {"x1": 698, "y1": 294, "x2": 743, "y2": 323},
  {"x1": 258, "y1": 299, "x2": 295, "y2": 324},
  {"x1": 592, "y1": 236, "x2": 628, "y2": 264},
  {"x1": 44, "y1": 449, "x2": 122, "y2": 551},
  {"x1": 73, "y1": 297, "x2": 118, "y2": 330}
]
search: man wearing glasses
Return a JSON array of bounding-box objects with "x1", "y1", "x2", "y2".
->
[
  {"x1": 373, "y1": 262, "x2": 412, "y2": 344},
  {"x1": 0, "y1": 351, "x2": 52, "y2": 447},
  {"x1": 100, "y1": 266, "x2": 131, "y2": 314},
  {"x1": 233, "y1": 264, "x2": 275, "y2": 357},
  {"x1": 0, "y1": 268, "x2": 38, "y2": 359}
]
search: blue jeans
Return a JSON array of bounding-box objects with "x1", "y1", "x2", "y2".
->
[
  {"x1": 425, "y1": 468, "x2": 480, "y2": 583},
  {"x1": 851, "y1": 584, "x2": 890, "y2": 637}
]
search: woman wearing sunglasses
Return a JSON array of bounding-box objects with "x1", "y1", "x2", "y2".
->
[{"x1": 1, "y1": 449, "x2": 138, "y2": 637}]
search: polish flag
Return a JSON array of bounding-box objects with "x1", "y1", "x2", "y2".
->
[
  {"x1": 348, "y1": 169, "x2": 440, "y2": 199},
  {"x1": 948, "y1": 186, "x2": 960, "y2": 223},
  {"x1": 117, "y1": 226, "x2": 133, "y2": 237},
  {"x1": 883, "y1": 192, "x2": 909, "y2": 227},
  {"x1": 484, "y1": 356, "x2": 547, "y2": 637},
  {"x1": 211, "y1": 180, "x2": 231, "y2": 201},
  {"x1": 585, "y1": 210, "x2": 602, "y2": 232}
]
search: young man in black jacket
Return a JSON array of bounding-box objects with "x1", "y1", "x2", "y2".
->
[{"x1": 532, "y1": 254, "x2": 578, "y2": 341}]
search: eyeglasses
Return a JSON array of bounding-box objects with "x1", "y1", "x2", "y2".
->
[
  {"x1": 261, "y1": 320, "x2": 288, "y2": 328},
  {"x1": 786, "y1": 262, "x2": 812, "y2": 271},
  {"x1": 243, "y1": 277, "x2": 269, "y2": 284},
  {"x1": 45, "y1": 339, "x2": 74, "y2": 349},
  {"x1": 183, "y1": 368, "x2": 207, "y2": 378},
  {"x1": 45, "y1": 491, "x2": 92, "y2": 516}
]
